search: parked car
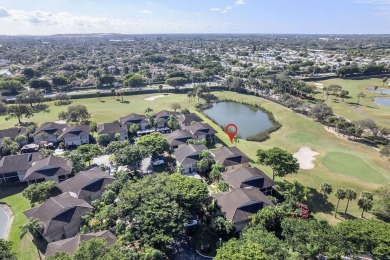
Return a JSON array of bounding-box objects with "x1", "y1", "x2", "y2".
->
[{"x1": 152, "y1": 157, "x2": 165, "y2": 166}]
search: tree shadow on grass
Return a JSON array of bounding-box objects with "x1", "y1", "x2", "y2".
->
[
  {"x1": 338, "y1": 212, "x2": 357, "y2": 220},
  {"x1": 100, "y1": 100, "x2": 106, "y2": 103},
  {"x1": 307, "y1": 188, "x2": 334, "y2": 215},
  {"x1": 120, "y1": 100, "x2": 130, "y2": 104},
  {"x1": 0, "y1": 184, "x2": 27, "y2": 200}
]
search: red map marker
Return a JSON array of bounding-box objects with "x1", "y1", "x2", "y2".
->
[{"x1": 225, "y1": 124, "x2": 238, "y2": 143}]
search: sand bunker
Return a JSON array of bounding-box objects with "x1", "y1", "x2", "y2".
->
[
  {"x1": 144, "y1": 95, "x2": 169, "y2": 101},
  {"x1": 293, "y1": 147, "x2": 319, "y2": 170}
]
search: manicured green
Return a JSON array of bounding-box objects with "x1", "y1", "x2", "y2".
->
[
  {"x1": 0, "y1": 186, "x2": 42, "y2": 260},
  {"x1": 323, "y1": 152, "x2": 387, "y2": 184}
]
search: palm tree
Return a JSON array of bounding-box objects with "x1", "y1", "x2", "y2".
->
[
  {"x1": 210, "y1": 162, "x2": 223, "y2": 181},
  {"x1": 110, "y1": 88, "x2": 115, "y2": 99},
  {"x1": 383, "y1": 77, "x2": 388, "y2": 87},
  {"x1": 175, "y1": 165, "x2": 184, "y2": 174},
  {"x1": 334, "y1": 188, "x2": 346, "y2": 217},
  {"x1": 302, "y1": 243, "x2": 320, "y2": 260},
  {"x1": 344, "y1": 188, "x2": 357, "y2": 214},
  {"x1": 356, "y1": 92, "x2": 366, "y2": 105},
  {"x1": 358, "y1": 191, "x2": 374, "y2": 218},
  {"x1": 187, "y1": 91, "x2": 193, "y2": 102},
  {"x1": 20, "y1": 218, "x2": 43, "y2": 238},
  {"x1": 96, "y1": 91, "x2": 101, "y2": 101},
  {"x1": 374, "y1": 86, "x2": 378, "y2": 93},
  {"x1": 145, "y1": 107, "x2": 153, "y2": 115},
  {"x1": 233, "y1": 136, "x2": 239, "y2": 146},
  {"x1": 319, "y1": 182, "x2": 333, "y2": 198}
]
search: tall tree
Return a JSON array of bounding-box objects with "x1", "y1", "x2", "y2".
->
[
  {"x1": 22, "y1": 181, "x2": 57, "y2": 205},
  {"x1": 6, "y1": 104, "x2": 34, "y2": 124},
  {"x1": 344, "y1": 188, "x2": 357, "y2": 214},
  {"x1": 58, "y1": 104, "x2": 90, "y2": 124},
  {"x1": 20, "y1": 218, "x2": 43, "y2": 238},
  {"x1": 334, "y1": 188, "x2": 346, "y2": 217},
  {"x1": 358, "y1": 191, "x2": 373, "y2": 218},
  {"x1": 256, "y1": 147, "x2": 299, "y2": 180},
  {"x1": 372, "y1": 184, "x2": 390, "y2": 221},
  {"x1": 356, "y1": 92, "x2": 366, "y2": 105},
  {"x1": 319, "y1": 182, "x2": 333, "y2": 199}
]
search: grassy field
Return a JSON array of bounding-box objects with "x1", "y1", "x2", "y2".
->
[
  {"x1": 0, "y1": 89, "x2": 389, "y2": 259},
  {"x1": 0, "y1": 186, "x2": 42, "y2": 260},
  {"x1": 308, "y1": 78, "x2": 390, "y2": 128}
]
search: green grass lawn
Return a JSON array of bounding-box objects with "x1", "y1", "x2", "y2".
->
[
  {"x1": 308, "y1": 78, "x2": 390, "y2": 128},
  {"x1": 0, "y1": 90, "x2": 389, "y2": 230},
  {"x1": 0, "y1": 186, "x2": 42, "y2": 260}
]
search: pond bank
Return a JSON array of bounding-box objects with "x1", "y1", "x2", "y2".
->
[{"x1": 0, "y1": 203, "x2": 14, "y2": 240}]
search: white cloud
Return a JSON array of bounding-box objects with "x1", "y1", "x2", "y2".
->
[
  {"x1": 140, "y1": 10, "x2": 152, "y2": 14},
  {"x1": 235, "y1": 0, "x2": 246, "y2": 5},
  {"x1": 222, "y1": 6, "x2": 233, "y2": 14},
  {"x1": 210, "y1": 8, "x2": 221, "y2": 12}
]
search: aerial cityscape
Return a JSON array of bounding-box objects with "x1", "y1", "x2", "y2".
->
[{"x1": 0, "y1": 1, "x2": 390, "y2": 260}]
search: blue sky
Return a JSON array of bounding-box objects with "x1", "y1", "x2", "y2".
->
[{"x1": 0, "y1": 0, "x2": 389, "y2": 35}]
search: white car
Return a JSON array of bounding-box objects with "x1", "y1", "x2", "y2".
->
[{"x1": 152, "y1": 158, "x2": 164, "y2": 166}]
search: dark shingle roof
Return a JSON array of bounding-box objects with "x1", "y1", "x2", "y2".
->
[
  {"x1": 56, "y1": 168, "x2": 116, "y2": 200},
  {"x1": 119, "y1": 113, "x2": 148, "y2": 126},
  {"x1": 174, "y1": 144, "x2": 207, "y2": 165},
  {"x1": 45, "y1": 230, "x2": 116, "y2": 257},
  {"x1": 211, "y1": 147, "x2": 251, "y2": 167},
  {"x1": 221, "y1": 167, "x2": 275, "y2": 190},
  {"x1": 183, "y1": 122, "x2": 217, "y2": 136},
  {"x1": 97, "y1": 122, "x2": 127, "y2": 135},
  {"x1": 58, "y1": 125, "x2": 90, "y2": 139},
  {"x1": 177, "y1": 113, "x2": 203, "y2": 125},
  {"x1": 165, "y1": 130, "x2": 194, "y2": 147},
  {"x1": 23, "y1": 156, "x2": 72, "y2": 181},
  {"x1": 154, "y1": 110, "x2": 176, "y2": 120},
  {"x1": 24, "y1": 193, "x2": 93, "y2": 236},
  {"x1": 0, "y1": 153, "x2": 43, "y2": 174},
  {"x1": 33, "y1": 122, "x2": 67, "y2": 137},
  {"x1": 215, "y1": 188, "x2": 274, "y2": 223},
  {"x1": 0, "y1": 127, "x2": 28, "y2": 139}
]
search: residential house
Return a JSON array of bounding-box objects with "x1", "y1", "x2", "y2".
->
[
  {"x1": 154, "y1": 110, "x2": 177, "y2": 127},
  {"x1": 221, "y1": 167, "x2": 275, "y2": 195},
  {"x1": 211, "y1": 147, "x2": 251, "y2": 171},
  {"x1": 33, "y1": 122, "x2": 68, "y2": 144},
  {"x1": 58, "y1": 125, "x2": 90, "y2": 147},
  {"x1": 0, "y1": 127, "x2": 29, "y2": 158},
  {"x1": 174, "y1": 144, "x2": 208, "y2": 173},
  {"x1": 165, "y1": 130, "x2": 194, "y2": 149},
  {"x1": 97, "y1": 122, "x2": 128, "y2": 141},
  {"x1": 119, "y1": 113, "x2": 150, "y2": 130},
  {"x1": 23, "y1": 155, "x2": 73, "y2": 184},
  {"x1": 177, "y1": 113, "x2": 203, "y2": 127},
  {"x1": 45, "y1": 230, "x2": 116, "y2": 257},
  {"x1": 56, "y1": 167, "x2": 116, "y2": 203},
  {"x1": 23, "y1": 193, "x2": 93, "y2": 242},
  {"x1": 215, "y1": 187, "x2": 274, "y2": 231},
  {"x1": 0, "y1": 153, "x2": 43, "y2": 183},
  {"x1": 0, "y1": 127, "x2": 28, "y2": 143},
  {"x1": 183, "y1": 122, "x2": 217, "y2": 143}
]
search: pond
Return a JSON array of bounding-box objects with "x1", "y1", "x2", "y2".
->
[
  {"x1": 374, "y1": 97, "x2": 390, "y2": 108},
  {"x1": 0, "y1": 69, "x2": 11, "y2": 76},
  {"x1": 368, "y1": 88, "x2": 390, "y2": 95},
  {"x1": 0, "y1": 208, "x2": 8, "y2": 239},
  {"x1": 202, "y1": 102, "x2": 273, "y2": 139}
]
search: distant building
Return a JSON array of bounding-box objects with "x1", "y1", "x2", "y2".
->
[
  {"x1": 177, "y1": 113, "x2": 203, "y2": 127},
  {"x1": 215, "y1": 187, "x2": 274, "y2": 231},
  {"x1": 56, "y1": 167, "x2": 116, "y2": 203},
  {"x1": 211, "y1": 147, "x2": 251, "y2": 171},
  {"x1": 97, "y1": 122, "x2": 128, "y2": 141},
  {"x1": 0, "y1": 153, "x2": 43, "y2": 183},
  {"x1": 33, "y1": 123, "x2": 68, "y2": 144},
  {"x1": 183, "y1": 122, "x2": 217, "y2": 143},
  {"x1": 45, "y1": 230, "x2": 116, "y2": 257},
  {"x1": 221, "y1": 167, "x2": 274, "y2": 195},
  {"x1": 174, "y1": 144, "x2": 208, "y2": 173},
  {"x1": 58, "y1": 125, "x2": 90, "y2": 147},
  {"x1": 165, "y1": 130, "x2": 194, "y2": 149},
  {"x1": 119, "y1": 113, "x2": 150, "y2": 130},
  {"x1": 23, "y1": 155, "x2": 73, "y2": 184},
  {"x1": 23, "y1": 193, "x2": 93, "y2": 242},
  {"x1": 154, "y1": 110, "x2": 177, "y2": 127}
]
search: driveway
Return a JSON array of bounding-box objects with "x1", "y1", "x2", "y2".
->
[
  {"x1": 92, "y1": 155, "x2": 111, "y2": 167},
  {"x1": 172, "y1": 238, "x2": 211, "y2": 260}
]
